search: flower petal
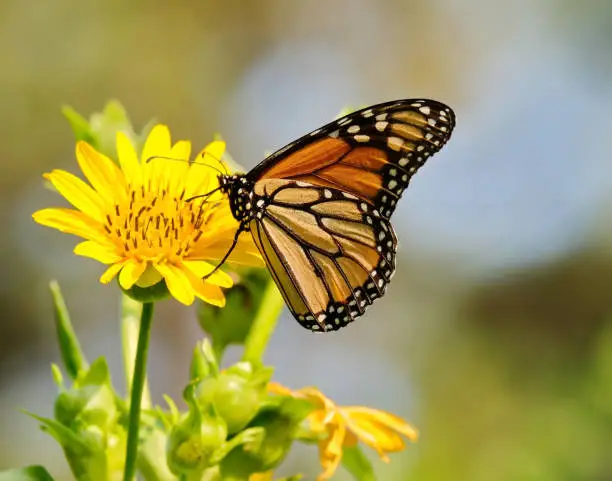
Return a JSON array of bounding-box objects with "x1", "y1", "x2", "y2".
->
[
  {"x1": 182, "y1": 260, "x2": 233, "y2": 288},
  {"x1": 343, "y1": 407, "x2": 418, "y2": 441},
  {"x1": 155, "y1": 263, "x2": 195, "y2": 305},
  {"x1": 116, "y1": 131, "x2": 142, "y2": 186},
  {"x1": 76, "y1": 142, "x2": 126, "y2": 203},
  {"x1": 341, "y1": 407, "x2": 417, "y2": 460},
  {"x1": 202, "y1": 140, "x2": 225, "y2": 164},
  {"x1": 119, "y1": 259, "x2": 147, "y2": 290},
  {"x1": 74, "y1": 240, "x2": 122, "y2": 264},
  {"x1": 44, "y1": 170, "x2": 105, "y2": 221},
  {"x1": 33, "y1": 208, "x2": 106, "y2": 241},
  {"x1": 142, "y1": 125, "x2": 172, "y2": 192},
  {"x1": 100, "y1": 261, "x2": 127, "y2": 284},
  {"x1": 167, "y1": 140, "x2": 192, "y2": 193},
  {"x1": 141, "y1": 125, "x2": 172, "y2": 163},
  {"x1": 180, "y1": 265, "x2": 226, "y2": 307},
  {"x1": 316, "y1": 417, "x2": 345, "y2": 481}
]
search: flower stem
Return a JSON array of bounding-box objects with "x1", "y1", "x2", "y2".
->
[
  {"x1": 242, "y1": 281, "x2": 284, "y2": 366},
  {"x1": 123, "y1": 301, "x2": 155, "y2": 481}
]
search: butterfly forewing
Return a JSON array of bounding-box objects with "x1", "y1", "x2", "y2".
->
[
  {"x1": 249, "y1": 179, "x2": 396, "y2": 331},
  {"x1": 248, "y1": 99, "x2": 455, "y2": 219},
  {"x1": 220, "y1": 98, "x2": 454, "y2": 331}
]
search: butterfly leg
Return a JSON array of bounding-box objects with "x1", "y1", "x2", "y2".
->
[{"x1": 202, "y1": 223, "x2": 246, "y2": 280}]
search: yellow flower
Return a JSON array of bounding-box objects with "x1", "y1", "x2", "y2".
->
[
  {"x1": 269, "y1": 383, "x2": 418, "y2": 481},
  {"x1": 33, "y1": 125, "x2": 262, "y2": 306}
]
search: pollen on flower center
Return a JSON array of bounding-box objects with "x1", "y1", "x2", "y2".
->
[{"x1": 105, "y1": 186, "x2": 214, "y2": 261}]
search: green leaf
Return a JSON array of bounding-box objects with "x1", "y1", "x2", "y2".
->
[
  {"x1": 341, "y1": 445, "x2": 377, "y2": 481},
  {"x1": 61, "y1": 106, "x2": 96, "y2": 146},
  {"x1": 24, "y1": 412, "x2": 92, "y2": 454},
  {"x1": 0, "y1": 466, "x2": 55, "y2": 481},
  {"x1": 49, "y1": 281, "x2": 87, "y2": 380}
]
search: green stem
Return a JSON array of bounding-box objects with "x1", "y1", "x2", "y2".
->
[
  {"x1": 123, "y1": 301, "x2": 155, "y2": 481},
  {"x1": 242, "y1": 281, "x2": 284, "y2": 366}
]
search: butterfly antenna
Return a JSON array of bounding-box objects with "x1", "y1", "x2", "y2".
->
[
  {"x1": 185, "y1": 185, "x2": 223, "y2": 203},
  {"x1": 203, "y1": 225, "x2": 244, "y2": 280}
]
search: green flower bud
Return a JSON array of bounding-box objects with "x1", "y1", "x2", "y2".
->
[
  {"x1": 197, "y1": 362, "x2": 272, "y2": 435},
  {"x1": 197, "y1": 374, "x2": 262, "y2": 435},
  {"x1": 167, "y1": 411, "x2": 228, "y2": 475}
]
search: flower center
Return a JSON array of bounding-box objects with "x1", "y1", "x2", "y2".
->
[{"x1": 103, "y1": 186, "x2": 215, "y2": 261}]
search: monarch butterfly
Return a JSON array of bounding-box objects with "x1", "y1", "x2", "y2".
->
[{"x1": 212, "y1": 99, "x2": 455, "y2": 332}]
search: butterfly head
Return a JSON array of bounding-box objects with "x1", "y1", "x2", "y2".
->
[{"x1": 219, "y1": 174, "x2": 255, "y2": 223}]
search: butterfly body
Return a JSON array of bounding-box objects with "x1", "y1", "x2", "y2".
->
[{"x1": 217, "y1": 99, "x2": 455, "y2": 332}]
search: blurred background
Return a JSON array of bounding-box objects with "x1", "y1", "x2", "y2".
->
[{"x1": 2, "y1": 0, "x2": 612, "y2": 479}]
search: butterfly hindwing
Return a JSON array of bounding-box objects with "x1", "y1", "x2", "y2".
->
[
  {"x1": 248, "y1": 179, "x2": 396, "y2": 331},
  {"x1": 248, "y1": 99, "x2": 455, "y2": 219}
]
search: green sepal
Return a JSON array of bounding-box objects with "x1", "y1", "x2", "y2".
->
[
  {"x1": 62, "y1": 100, "x2": 154, "y2": 162},
  {"x1": 0, "y1": 466, "x2": 55, "y2": 481},
  {"x1": 121, "y1": 279, "x2": 170, "y2": 304},
  {"x1": 341, "y1": 445, "x2": 377, "y2": 481},
  {"x1": 50, "y1": 281, "x2": 87, "y2": 380},
  {"x1": 62, "y1": 106, "x2": 97, "y2": 147},
  {"x1": 190, "y1": 342, "x2": 210, "y2": 381},
  {"x1": 218, "y1": 407, "x2": 299, "y2": 477},
  {"x1": 197, "y1": 268, "x2": 270, "y2": 358}
]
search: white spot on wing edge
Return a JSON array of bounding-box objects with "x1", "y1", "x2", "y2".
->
[{"x1": 329, "y1": 130, "x2": 340, "y2": 138}]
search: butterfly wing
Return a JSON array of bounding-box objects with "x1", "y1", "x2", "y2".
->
[
  {"x1": 249, "y1": 179, "x2": 396, "y2": 331},
  {"x1": 247, "y1": 99, "x2": 455, "y2": 218}
]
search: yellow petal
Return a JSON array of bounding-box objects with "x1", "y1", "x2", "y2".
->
[
  {"x1": 343, "y1": 407, "x2": 418, "y2": 441},
  {"x1": 155, "y1": 263, "x2": 195, "y2": 305},
  {"x1": 33, "y1": 208, "x2": 105, "y2": 241},
  {"x1": 141, "y1": 125, "x2": 172, "y2": 163},
  {"x1": 100, "y1": 261, "x2": 127, "y2": 284},
  {"x1": 167, "y1": 140, "x2": 192, "y2": 193},
  {"x1": 202, "y1": 140, "x2": 226, "y2": 164},
  {"x1": 74, "y1": 240, "x2": 121, "y2": 264},
  {"x1": 142, "y1": 125, "x2": 171, "y2": 192},
  {"x1": 181, "y1": 266, "x2": 226, "y2": 307},
  {"x1": 192, "y1": 228, "x2": 264, "y2": 267},
  {"x1": 44, "y1": 170, "x2": 105, "y2": 221},
  {"x1": 182, "y1": 260, "x2": 233, "y2": 288},
  {"x1": 119, "y1": 259, "x2": 147, "y2": 290},
  {"x1": 193, "y1": 281, "x2": 226, "y2": 307},
  {"x1": 117, "y1": 132, "x2": 142, "y2": 186},
  {"x1": 267, "y1": 382, "x2": 297, "y2": 397},
  {"x1": 316, "y1": 419, "x2": 345, "y2": 481},
  {"x1": 75, "y1": 142, "x2": 126, "y2": 203},
  {"x1": 341, "y1": 407, "x2": 417, "y2": 460}
]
